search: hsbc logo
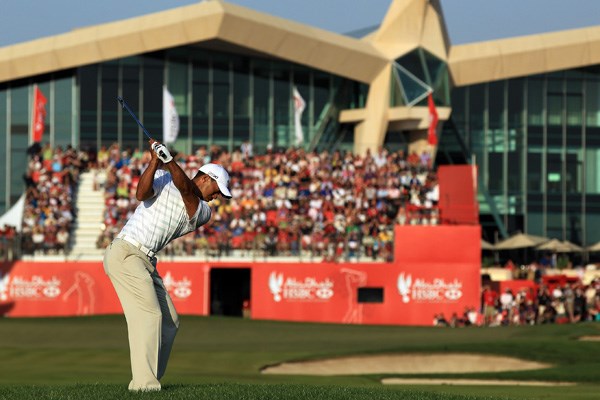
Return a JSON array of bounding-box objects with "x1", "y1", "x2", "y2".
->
[
  {"x1": 397, "y1": 272, "x2": 463, "y2": 303},
  {"x1": 0, "y1": 273, "x2": 61, "y2": 300},
  {"x1": 163, "y1": 272, "x2": 192, "y2": 299},
  {"x1": 269, "y1": 272, "x2": 334, "y2": 302},
  {"x1": 0, "y1": 273, "x2": 9, "y2": 301}
]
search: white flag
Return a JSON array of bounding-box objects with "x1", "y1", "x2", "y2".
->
[
  {"x1": 163, "y1": 86, "x2": 179, "y2": 144},
  {"x1": 293, "y1": 86, "x2": 306, "y2": 146}
]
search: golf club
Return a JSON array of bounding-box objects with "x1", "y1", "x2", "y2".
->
[{"x1": 117, "y1": 96, "x2": 153, "y2": 140}]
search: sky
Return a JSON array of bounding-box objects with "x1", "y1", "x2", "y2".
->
[{"x1": 1, "y1": 0, "x2": 600, "y2": 48}]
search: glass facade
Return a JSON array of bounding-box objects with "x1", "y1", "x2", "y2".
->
[
  {"x1": 0, "y1": 46, "x2": 365, "y2": 213},
  {"x1": 446, "y1": 66, "x2": 600, "y2": 246},
  {"x1": 391, "y1": 48, "x2": 451, "y2": 107},
  {"x1": 77, "y1": 47, "x2": 364, "y2": 156}
]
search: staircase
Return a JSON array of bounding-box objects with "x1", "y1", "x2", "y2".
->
[{"x1": 68, "y1": 170, "x2": 106, "y2": 260}]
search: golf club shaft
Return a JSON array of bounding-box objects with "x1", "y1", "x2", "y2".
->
[{"x1": 117, "y1": 96, "x2": 153, "y2": 140}]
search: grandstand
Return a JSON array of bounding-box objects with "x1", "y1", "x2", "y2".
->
[{"x1": 13, "y1": 144, "x2": 438, "y2": 262}]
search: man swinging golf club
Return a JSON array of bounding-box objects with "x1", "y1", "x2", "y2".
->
[{"x1": 103, "y1": 138, "x2": 232, "y2": 391}]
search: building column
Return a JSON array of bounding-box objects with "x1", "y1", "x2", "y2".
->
[{"x1": 353, "y1": 64, "x2": 391, "y2": 155}]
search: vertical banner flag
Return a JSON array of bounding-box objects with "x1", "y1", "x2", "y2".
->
[
  {"x1": 293, "y1": 86, "x2": 306, "y2": 146},
  {"x1": 31, "y1": 86, "x2": 48, "y2": 143},
  {"x1": 427, "y1": 93, "x2": 439, "y2": 146},
  {"x1": 163, "y1": 86, "x2": 180, "y2": 144}
]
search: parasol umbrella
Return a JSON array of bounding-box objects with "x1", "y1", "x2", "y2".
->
[
  {"x1": 560, "y1": 240, "x2": 583, "y2": 253},
  {"x1": 481, "y1": 239, "x2": 495, "y2": 250},
  {"x1": 536, "y1": 238, "x2": 571, "y2": 253},
  {"x1": 587, "y1": 241, "x2": 600, "y2": 252},
  {"x1": 494, "y1": 232, "x2": 549, "y2": 250}
]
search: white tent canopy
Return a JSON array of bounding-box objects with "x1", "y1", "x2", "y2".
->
[{"x1": 0, "y1": 194, "x2": 25, "y2": 232}]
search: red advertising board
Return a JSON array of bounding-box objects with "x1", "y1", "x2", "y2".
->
[
  {"x1": 438, "y1": 165, "x2": 479, "y2": 225},
  {"x1": 0, "y1": 262, "x2": 208, "y2": 317},
  {"x1": 0, "y1": 226, "x2": 481, "y2": 326}
]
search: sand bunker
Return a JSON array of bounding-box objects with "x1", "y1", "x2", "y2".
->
[
  {"x1": 382, "y1": 378, "x2": 575, "y2": 387},
  {"x1": 262, "y1": 353, "x2": 552, "y2": 376},
  {"x1": 578, "y1": 335, "x2": 600, "y2": 341}
]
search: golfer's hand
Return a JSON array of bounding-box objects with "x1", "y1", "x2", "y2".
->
[{"x1": 151, "y1": 141, "x2": 173, "y2": 163}]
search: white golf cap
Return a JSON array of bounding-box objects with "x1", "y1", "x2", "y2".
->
[{"x1": 199, "y1": 163, "x2": 232, "y2": 199}]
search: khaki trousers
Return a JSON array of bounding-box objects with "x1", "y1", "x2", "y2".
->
[{"x1": 103, "y1": 238, "x2": 179, "y2": 391}]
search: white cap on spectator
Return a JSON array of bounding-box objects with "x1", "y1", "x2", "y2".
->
[{"x1": 199, "y1": 163, "x2": 232, "y2": 199}]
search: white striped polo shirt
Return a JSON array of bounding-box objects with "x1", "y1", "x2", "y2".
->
[{"x1": 119, "y1": 169, "x2": 212, "y2": 254}]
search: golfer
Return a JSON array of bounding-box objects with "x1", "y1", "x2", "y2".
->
[{"x1": 103, "y1": 139, "x2": 231, "y2": 391}]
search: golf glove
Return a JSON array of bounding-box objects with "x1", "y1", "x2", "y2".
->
[{"x1": 152, "y1": 142, "x2": 173, "y2": 163}]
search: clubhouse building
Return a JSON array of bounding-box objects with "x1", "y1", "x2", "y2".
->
[{"x1": 1, "y1": 0, "x2": 600, "y2": 246}]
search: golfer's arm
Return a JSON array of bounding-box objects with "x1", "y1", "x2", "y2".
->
[
  {"x1": 136, "y1": 158, "x2": 161, "y2": 201},
  {"x1": 164, "y1": 160, "x2": 201, "y2": 218}
]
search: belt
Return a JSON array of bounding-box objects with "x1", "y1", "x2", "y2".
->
[{"x1": 116, "y1": 234, "x2": 156, "y2": 258}]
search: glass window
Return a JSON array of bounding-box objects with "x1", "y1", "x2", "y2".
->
[
  {"x1": 232, "y1": 57, "x2": 250, "y2": 148},
  {"x1": 121, "y1": 61, "x2": 140, "y2": 151},
  {"x1": 547, "y1": 94, "x2": 562, "y2": 126},
  {"x1": 546, "y1": 152, "x2": 562, "y2": 193},
  {"x1": 192, "y1": 56, "x2": 210, "y2": 148},
  {"x1": 566, "y1": 193, "x2": 582, "y2": 231},
  {"x1": 396, "y1": 50, "x2": 427, "y2": 85},
  {"x1": 566, "y1": 94, "x2": 582, "y2": 126},
  {"x1": 212, "y1": 58, "x2": 230, "y2": 117},
  {"x1": 422, "y1": 49, "x2": 444, "y2": 89},
  {"x1": 526, "y1": 212, "x2": 544, "y2": 237},
  {"x1": 585, "y1": 147, "x2": 600, "y2": 194},
  {"x1": 469, "y1": 84, "x2": 485, "y2": 130},
  {"x1": 527, "y1": 152, "x2": 543, "y2": 192},
  {"x1": 166, "y1": 58, "x2": 189, "y2": 152},
  {"x1": 488, "y1": 81, "x2": 504, "y2": 130},
  {"x1": 450, "y1": 87, "x2": 467, "y2": 137},
  {"x1": 79, "y1": 65, "x2": 98, "y2": 148},
  {"x1": 167, "y1": 58, "x2": 188, "y2": 117},
  {"x1": 273, "y1": 66, "x2": 289, "y2": 148},
  {"x1": 142, "y1": 56, "x2": 164, "y2": 147},
  {"x1": 508, "y1": 79, "x2": 524, "y2": 129},
  {"x1": 253, "y1": 60, "x2": 270, "y2": 152},
  {"x1": 212, "y1": 58, "x2": 230, "y2": 149},
  {"x1": 585, "y1": 80, "x2": 600, "y2": 127},
  {"x1": 586, "y1": 212, "x2": 600, "y2": 245},
  {"x1": 488, "y1": 153, "x2": 503, "y2": 193},
  {"x1": 527, "y1": 78, "x2": 544, "y2": 126},
  {"x1": 10, "y1": 85, "x2": 28, "y2": 204},
  {"x1": 0, "y1": 87, "x2": 6, "y2": 212},
  {"x1": 101, "y1": 63, "x2": 119, "y2": 146},
  {"x1": 507, "y1": 150, "x2": 521, "y2": 192},
  {"x1": 54, "y1": 76, "x2": 73, "y2": 148},
  {"x1": 566, "y1": 150, "x2": 582, "y2": 193}
]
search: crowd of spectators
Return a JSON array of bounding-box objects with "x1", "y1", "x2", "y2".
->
[
  {"x1": 20, "y1": 143, "x2": 89, "y2": 255},
  {"x1": 96, "y1": 143, "x2": 439, "y2": 262},
  {"x1": 434, "y1": 276, "x2": 600, "y2": 328}
]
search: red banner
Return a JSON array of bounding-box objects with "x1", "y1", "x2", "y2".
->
[
  {"x1": 31, "y1": 86, "x2": 48, "y2": 143},
  {"x1": 0, "y1": 227, "x2": 481, "y2": 326},
  {"x1": 0, "y1": 262, "x2": 208, "y2": 317}
]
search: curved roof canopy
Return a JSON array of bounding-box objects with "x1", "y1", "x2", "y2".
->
[
  {"x1": 449, "y1": 25, "x2": 600, "y2": 86},
  {"x1": 0, "y1": 0, "x2": 389, "y2": 85}
]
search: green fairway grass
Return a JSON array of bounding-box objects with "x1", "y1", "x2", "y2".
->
[{"x1": 0, "y1": 316, "x2": 599, "y2": 400}]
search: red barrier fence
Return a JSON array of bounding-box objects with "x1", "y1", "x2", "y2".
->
[{"x1": 0, "y1": 225, "x2": 481, "y2": 326}]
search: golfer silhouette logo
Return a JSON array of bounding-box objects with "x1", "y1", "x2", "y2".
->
[
  {"x1": 268, "y1": 272, "x2": 284, "y2": 302},
  {"x1": 397, "y1": 273, "x2": 412, "y2": 303}
]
